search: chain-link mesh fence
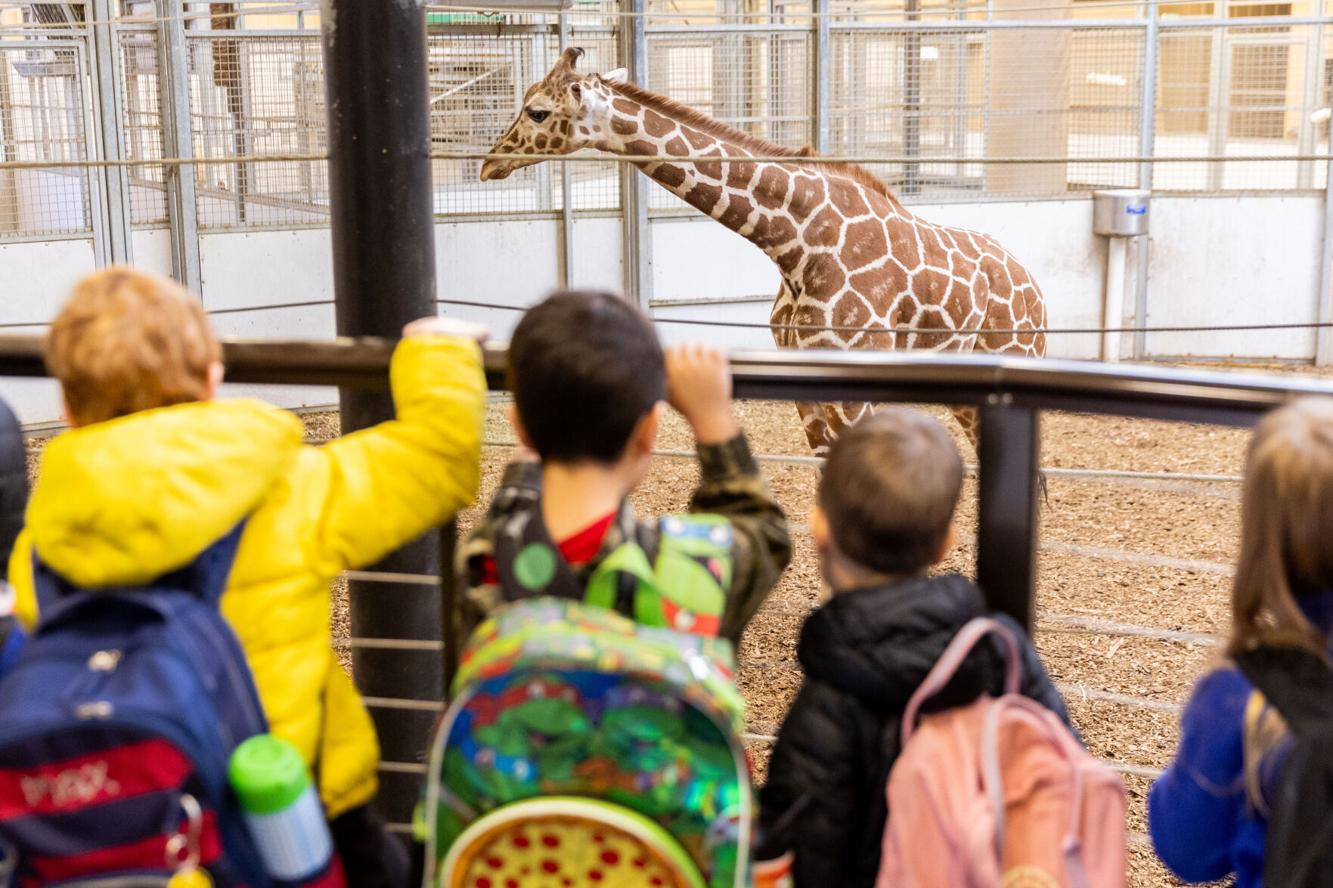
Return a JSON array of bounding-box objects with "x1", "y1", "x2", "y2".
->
[{"x1": 1, "y1": 0, "x2": 1332, "y2": 240}]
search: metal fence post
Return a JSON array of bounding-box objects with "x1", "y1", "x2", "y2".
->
[
  {"x1": 440, "y1": 521, "x2": 460, "y2": 700},
  {"x1": 1132, "y1": 0, "x2": 1158, "y2": 361},
  {"x1": 812, "y1": 0, "x2": 829, "y2": 155},
  {"x1": 1315, "y1": 0, "x2": 1333, "y2": 366},
  {"x1": 976, "y1": 396, "x2": 1040, "y2": 632},
  {"x1": 1298, "y1": 19, "x2": 1323, "y2": 191},
  {"x1": 157, "y1": 0, "x2": 201, "y2": 294},
  {"x1": 320, "y1": 0, "x2": 442, "y2": 828},
  {"x1": 88, "y1": 0, "x2": 132, "y2": 266},
  {"x1": 621, "y1": 0, "x2": 653, "y2": 311},
  {"x1": 558, "y1": 11, "x2": 576, "y2": 287}
]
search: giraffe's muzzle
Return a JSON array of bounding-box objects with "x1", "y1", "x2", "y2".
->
[{"x1": 479, "y1": 158, "x2": 514, "y2": 181}]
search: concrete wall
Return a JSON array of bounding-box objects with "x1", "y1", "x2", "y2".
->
[{"x1": 0, "y1": 193, "x2": 1325, "y2": 423}]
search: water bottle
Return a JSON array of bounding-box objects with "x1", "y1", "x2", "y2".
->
[{"x1": 228, "y1": 734, "x2": 334, "y2": 882}]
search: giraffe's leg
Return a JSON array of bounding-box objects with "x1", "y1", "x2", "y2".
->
[
  {"x1": 771, "y1": 282, "x2": 840, "y2": 456},
  {"x1": 951, "y1": 405, "x2": 980, "y2": 457},
  {"x1": 797, "y1": 401, "x2": 835, "y2": 456}
]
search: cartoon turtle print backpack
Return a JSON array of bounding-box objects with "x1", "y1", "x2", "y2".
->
[{"x1": 421, "y1": 597, "x2": 751, "y2": 888}]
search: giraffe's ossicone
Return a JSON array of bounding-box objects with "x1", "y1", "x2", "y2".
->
[{"x1": 482, "y1": 46, "x2": 1048, "y2": 456}]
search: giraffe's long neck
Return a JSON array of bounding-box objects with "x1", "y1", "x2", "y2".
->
[{"x1": 593, "y1": 85, "x2": 826, "y2": 272}]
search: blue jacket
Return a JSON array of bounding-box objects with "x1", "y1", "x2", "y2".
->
[
  {"x1": 1148, "y1": 591, "x2": 1333, "y2": 887},
  {"x1": 1149, "y1": 666, "x2": 1267, "y2": 886}
]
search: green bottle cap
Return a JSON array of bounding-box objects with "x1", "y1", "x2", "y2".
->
[{"x1": 228, "y1": 734, "x2": 311, "y2": 815}]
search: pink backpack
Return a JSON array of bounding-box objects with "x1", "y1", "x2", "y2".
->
[{"x1": 876, "y1": 618, "x2": 1127, "y2": 888}]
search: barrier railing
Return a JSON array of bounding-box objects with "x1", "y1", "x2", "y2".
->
[{"x1": 6, "y1": 334, "x2": 1333, "y2": 830}]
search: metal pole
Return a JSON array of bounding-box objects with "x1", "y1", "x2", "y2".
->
[
  {"x1": 621, "y1": 0, "x2": 653, "y2": 310},
  {"x1": 1316, "y1": 151, "x2": 1333, "y2": 365},
  {"x1": 558, "y1": 12, "x2": 575, "y2": 286},
  {"x1": 1298, "y1": 20, "x2": 1323, "y2": 190},
  {"x1": 903, "y1": 0, "x2": 922, "y2": 195},
  {"x1": 157, "y1": 0, "x2": 201, "y2": 293},
  {"x1": 320, "y1": 0, "x2": 442, "y2": 826},
  {"x1": 976, "y1": 396, "x2": 1040, "y2": 631},
  {"x1": 439, "y1": 521, "x2": 460, "y2": 701},
  {"x1": 88, "y1": 0, "x2": 132, "y2": 265},
  {"x1": 1314, "y1": 0, "x2": 1333, "y2": 365},
  {"x1": 813, "y1": 0, "x2": 830, "y2": 155},
  {"x1": 1132, "y1": 2, "x2": 1158, "y2": 360}
]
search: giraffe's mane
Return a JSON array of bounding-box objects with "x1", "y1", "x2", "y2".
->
[{"x1": 608, "y1": 80, "x2": 900, "y2": 204}]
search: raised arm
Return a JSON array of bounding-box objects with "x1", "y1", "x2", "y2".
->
[
  {"x1": 666, "y1": 344, "x2": 792, "y2": 643},
  {"x1": 307, "y1": 321, "x2": 488, "y2": 574}
]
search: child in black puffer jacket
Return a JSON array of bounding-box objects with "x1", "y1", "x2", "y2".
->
[
  {"x1": 756, "y1": 408, "x2": 1070, "y2": 888},
  {"x1": 0, "y1": 397, "x2": 27, "y2": 676}
]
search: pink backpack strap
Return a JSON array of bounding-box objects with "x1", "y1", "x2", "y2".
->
[
  {"x1": 980, "y1": 694, "x2": 1089, "y2": 882},
  {"x1": 900, "y1": 617, "x2": 1022, "y2": 747}
]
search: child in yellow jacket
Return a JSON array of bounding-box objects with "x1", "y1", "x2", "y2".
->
[{"x1": 9, "y1": 267, "x2": 488, "y2": 886}]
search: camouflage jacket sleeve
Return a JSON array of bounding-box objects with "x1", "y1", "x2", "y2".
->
[
  {"x1": 455, "y1": 459, "x2": 542, "y2": 640},
  {"x1": 690, "y1": 433, "x2": 792, "y2": 644}
]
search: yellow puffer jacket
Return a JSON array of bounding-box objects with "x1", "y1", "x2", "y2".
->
[{"x1": 9, "y1": 335, "x2": 486, "y2": 818}]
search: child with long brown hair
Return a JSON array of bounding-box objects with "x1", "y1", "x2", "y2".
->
[{"x1": 1150, "y1": 397, "x2": 1333, "y2": 887}]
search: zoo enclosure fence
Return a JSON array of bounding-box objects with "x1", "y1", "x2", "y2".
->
[
  {"x1": 0, "y1": 332, "x2": 1324, "y2": 830},
  {"x1": 5, "y1": 0, "x2": 1333, "y2": 284}
]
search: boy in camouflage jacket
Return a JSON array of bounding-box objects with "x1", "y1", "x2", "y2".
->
[{"x1": 458, "y1": 290, "x2": 790, "y2": 645}]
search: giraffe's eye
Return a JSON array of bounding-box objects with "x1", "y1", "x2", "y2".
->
[{"x1": 526, "y1": 108, "x2": 551, "y2": 124}]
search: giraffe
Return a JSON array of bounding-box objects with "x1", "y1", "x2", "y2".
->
[{"x1": 481, "y1": 47, "x2": 1047, "y2": 455}]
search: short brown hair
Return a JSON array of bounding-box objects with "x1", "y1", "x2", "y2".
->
[
  {"x1": 47, "y1": 268, "x2": 220, "y2": 426},
  {"x1": 818, "y1": 408, "x2": 964, "y2": 576},
  {"x1": 1229, "y1": 397, "x2": 1333, "y2": 656},
  {"x1": 508, "y1": 290, "x2": 665, "y2": 464}
]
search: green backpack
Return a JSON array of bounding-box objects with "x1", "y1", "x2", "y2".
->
[
  {"x1": 422, "y1": 595, "x2": 753, "y2": 888},
  {"x1": 493, "y1": 509, "x2": 735, "y2": 637}
]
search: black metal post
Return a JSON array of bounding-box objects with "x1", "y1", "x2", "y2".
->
[
  {"x1": 975, "y1": 396, "x2": 1040, "y2": 631},
  {"x1": 321, "y1": 0, "x2": 439, "y2": 827}
]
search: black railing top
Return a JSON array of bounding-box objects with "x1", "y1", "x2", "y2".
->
[{"x1": 0, "y1": 333, "x2": 1329, "y2": 427}]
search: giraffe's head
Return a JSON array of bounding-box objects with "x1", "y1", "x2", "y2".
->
[{"x1": 480, "y1": 47, "x2": 628, "y2": 181}]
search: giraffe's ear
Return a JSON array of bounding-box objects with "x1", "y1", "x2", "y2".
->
[{"x1": 600, "y1": 67, "x2": 629, "y2": 84}]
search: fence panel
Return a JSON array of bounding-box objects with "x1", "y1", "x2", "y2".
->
[
  {"x1": 187, "y1": 32, "x2": 327, "y2": 229},
  {"x1": 117, "y1": 27, "x2": 168, "y2": 228},
  {"x1": 0, "y1": 38, "x2": 92, "y2": 238}
]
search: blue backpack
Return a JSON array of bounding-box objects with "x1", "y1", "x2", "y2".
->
[{"x1": 0, "y1": 524, "x2": 272, "y2": 887}]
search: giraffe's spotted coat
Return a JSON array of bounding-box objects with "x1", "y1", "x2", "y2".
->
[{"x1": 480, "y1": 47, "x2": 1047, "y2": 455}]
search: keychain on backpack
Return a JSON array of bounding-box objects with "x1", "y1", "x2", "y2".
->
[{"x1": 166, "y1": 794, "x2": 215, "y2": 888}]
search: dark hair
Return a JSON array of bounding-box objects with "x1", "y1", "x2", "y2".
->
[
  {"x1": 818, "y1": 407, "x2": 964, "y2": 576},
  {"x1": 508, "y1": 290, "x2": 666, "y2": 463}
]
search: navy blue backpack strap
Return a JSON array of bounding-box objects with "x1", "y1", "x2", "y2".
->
[{"x1": 33, "y1": 519, "x2": 247, "y2": 630}]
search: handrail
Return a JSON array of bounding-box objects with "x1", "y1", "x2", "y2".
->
[{"x1": 2, "y1": 334, "x2": 1327, "y2": 421}]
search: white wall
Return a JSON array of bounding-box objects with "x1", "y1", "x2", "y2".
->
[
  {"x1": 650, "y1": 195, "x2": 1328, "y2": 362},
  {"x1": 1144, "y1": 195, "x2": 1323, "y2": 360},
  {"x1": 0, "y1": 237, "x2": 97, "y2": 424},
  {"x1": 1, "y1": 193, "x2": 1327, "y2": 423}
]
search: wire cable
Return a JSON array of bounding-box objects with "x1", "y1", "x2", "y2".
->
[
  {"x1": 0, "y1": 150, "x2": 1328, "y2": 171},
  {"x1": 435, "y1": 297, "x2": 1333, "y2": 337}
]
